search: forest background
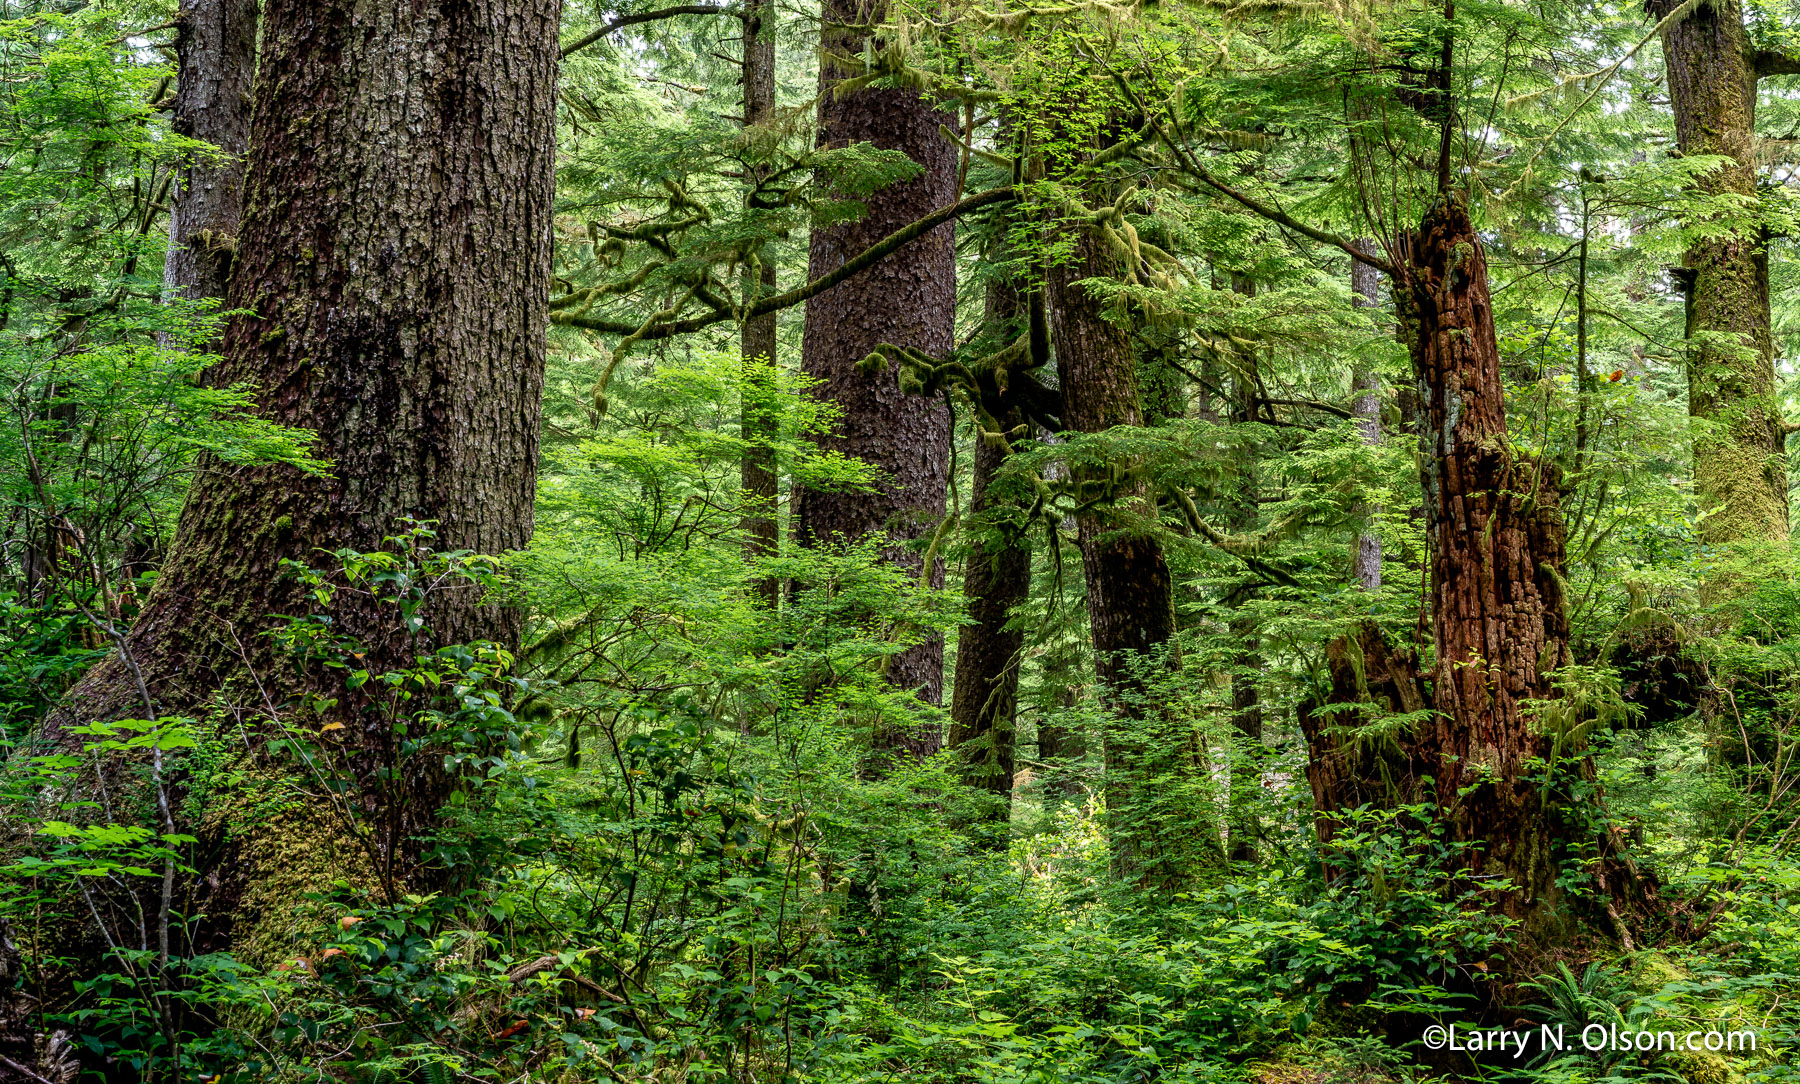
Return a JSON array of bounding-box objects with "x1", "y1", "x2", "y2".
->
[{"x1": 1, "y1": 0, "x2": 1799, "y2": 1081}]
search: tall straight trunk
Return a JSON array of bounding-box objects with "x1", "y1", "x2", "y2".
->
[
  {"x1": 739, "y1": 0, "x2": 780, "y2": 606},
  {"x1": 949, "y1": 278, "x2": 1032, "y2": 803},
  {"x1": 1407, "y1": 195, "x2": 1574, "y2": 924},
  {"x1": 50, "y1": 0, "x2": 559, "y2": 826},
  {"x1": 1226, "y1": 276, "x2": 1261, "y2": 864},
  {"x1": 796, "y1": 0, "x2": 955, "y2": 727},
  {"x1": 1350, "y1": 241, "x2": 1383, "y2": 592},
  {"x1": 1649, "y1": 0, "x2": 1790, "y2": 558},
  {"x1": 1050, "y1": 229, "x2": 1209, "y2": 885},
  {"x1": 161, "y1": 0, "x2": 258, "y2": 310}
]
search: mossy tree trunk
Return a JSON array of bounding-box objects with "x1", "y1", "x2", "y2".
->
[
  {"x1": 1649, "y1": 0, "x2": 1791, "y2": 561},
  {"x1": 1050, "y1": 227, "x2": 1212, "y2": 885},
  {"x1": 948, "y1": 274, "x2": 1033, "y2": 805},
  {"x1": 48, "y1": 0, "x2": 559, "y2": 864},
  {"x1": 795, "y1": 0, "x2": 955, "y2": 737}
]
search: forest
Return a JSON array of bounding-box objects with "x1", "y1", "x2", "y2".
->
[{"x1": 0, "y1": 0, "x2": 1798, "y2": 1080}]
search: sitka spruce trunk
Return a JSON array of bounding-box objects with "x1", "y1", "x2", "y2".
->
[
  {"x1": 35, "y1": 0, "x2": 559, "y2": 968},
  {"x1": 796, "y1": 0, "x2": 956, "y2": 744}
]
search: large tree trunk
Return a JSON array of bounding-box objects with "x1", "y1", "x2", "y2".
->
[
  {"x1": 46, "y1": 0, "x2": 559, "y2": 896},
  {"x1": 1050, "y1": 229, "x2": 1213, "y2": 885},
  {"x1": 1408, "y1": 195, "x2": 1574, "y2": 925},
  {"x1": 739, "y1": 0, "x2": 781, "y2": 607},
  {"x1": 796, "y1": 0, "x2": 955, "y2": 731},
  {"x1": 948, "y1": 278, "x2": 1032, "y2": 804},
  {"x1": 1649, "y1": 0, "x2": 1790, "y2": 561},
  {"x1": 161, "y1": 0, "x2": 258, "y2": 310}
]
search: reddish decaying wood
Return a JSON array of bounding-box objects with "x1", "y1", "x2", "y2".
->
[
  {"x1": 1304, "y1": 197, "x2": 1575, "y2": 924},
  {"x1": 1414, "y1": 195, "x2": 1574, "y2": 919}
]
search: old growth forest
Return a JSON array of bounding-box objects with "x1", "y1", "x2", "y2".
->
[{"x1": 6, "y1": 0, "x2": 1800, "y2": 1080}]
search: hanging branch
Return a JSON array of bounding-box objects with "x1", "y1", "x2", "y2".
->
[
  {"x1": 552, "y1": 185, "x2": 1018, "y2": 340},
  {"x1": 561, "y1": 5, "x2": 738, "y2": 59}
]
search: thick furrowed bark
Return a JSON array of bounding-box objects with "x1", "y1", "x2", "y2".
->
[
  {"x1": 1408, "y1": 195, "x2": 1573, "y2": 924},
  {"x1": 795, "y1": 0, "x2": 955, "y2": 734},
  {"x1": 29, "y1": 0, "x2": 559, "y2": 999},
  {"x1": 60, "y1": 0, "x2": 558, "y2": 728}
]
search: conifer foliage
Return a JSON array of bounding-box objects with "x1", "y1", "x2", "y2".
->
[{"x1": 2, "y1": 0, "x2": 1800, "y2": 1080}]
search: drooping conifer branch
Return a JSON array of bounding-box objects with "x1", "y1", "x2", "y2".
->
[{"x1": 550, "y1": 184, "x2": 1017, "y2": 340}]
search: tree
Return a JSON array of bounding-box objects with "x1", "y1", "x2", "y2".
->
[
  {"x1": 1649, "y1": 0, "x2": 1793, "y2": 561},
  {"x1": 160, "y1": 0, "x2": 257, "y2": 310},
  {"x1": 48, "y1": 0, "x2": 560, "y2": 863},
  {"x1": 948, "y1": 267, "x2": 1034, "y2": 804},
  {"x1": 1350, "y1": 242, "x2": 1383, "y2": 593},
  {"x1": 794, "y1": 0, "x2": 957, "y2": 730},
  {"x1": 1403, "y1": 194, "x2": 1576, "y2": 923},
  {"x1": 1048, "y1": 216, "x2": 1194, "y2": 881},
  {"x1": 739, "y1": 0, "x2": 782, "y2": 606}
]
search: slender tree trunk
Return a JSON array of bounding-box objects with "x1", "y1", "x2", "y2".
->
[
  {"x1": 1225, "y1": 277, "x2": 1261, "y2": 864},
  {"x1": 949, "y1": 278, "x2": 1031, "y2": 803},
  {"x1": 796, "y1": 0, "x2": 955, "y2": 729},
  {"x1": 1407, "y1": 195, "x2": 1574, "y2": 925},
  {"x1": 1050, "y1": 228, "x2": 1210, "y2": 885},
  {"x1": 161, "y1": 0, "x2": 258, "y2": 311},
  {"x1": 739, "y1": 0, "x2": 781, "y2": 606},
  {"x1": 1649, "y1": 0, "x2": 1790, "y2": 562},
  {"x1": 1350, "y1": 241, "x2": 1383, "y2": 592}
]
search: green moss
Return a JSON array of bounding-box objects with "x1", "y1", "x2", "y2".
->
[{"x1": 203, "y1": 765, "x2": 379, "y2": 969}]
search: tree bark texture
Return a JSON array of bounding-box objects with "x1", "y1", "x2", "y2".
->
[
  {"x1": 796, "y1": 0, "x2": 955, "y2": 725},
  {"x1": 1650, "y1": 0, "x2": 1790, "y2": 554},
  {"x1": 140, "y1": 0, "x2": 554, "y2": 689},
  {"x1": 1409, "y1": 195, "x2": 1574, "y2": 922},
  {"x1": 48, "y1": 0, "x2": 559, "y2": 854},
  {"x1": 739, "y1": 0, "x2": 780, "y2": 606},
  {"x1": 161, "y1": 0, "x2": 259, "y2": 309},
  {"x1": 948, "y1": 277, "x2": 1032, "y2": 802},
  {"x1": 1049, "y1": 228, "x2": 1202, "y2": 885},
  {"x1": 1302, "y1": 198, "x2": 1578, "y2": 928}
]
